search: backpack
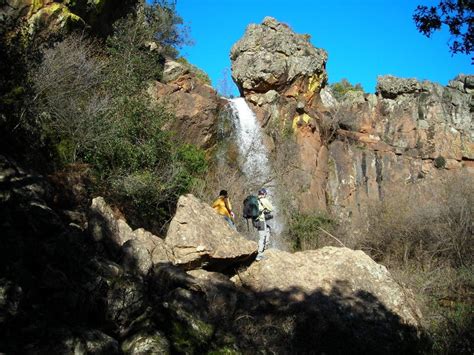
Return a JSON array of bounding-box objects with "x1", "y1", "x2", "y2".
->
[{"x1": 243, "y1": 195, "x2": 260, "y2": 220}]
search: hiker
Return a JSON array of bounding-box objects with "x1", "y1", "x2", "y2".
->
[
  {"x1": 254, "y1": 188, "x2": 274, "y2": 261},
  {"x1": 212, "y1": 190, "x2": 236, "y2": 230}
]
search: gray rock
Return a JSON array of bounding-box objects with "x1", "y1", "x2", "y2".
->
[
  {"x1": 231, "y1": 16, "x2": 327, "y2": 94},
  {"x1": 121, "y1": 330, "x2": 170, "y2": 354},
  {"x1": 106, "y1": 276, "x2": 146, "y2": 332},
  {"x1": 376, "y1": 75, "x2": 422, "y2": 98},
  {"x1": 320, "y1": 86, "x2": 338, "y2": 109},
  {"x1": 89, "y1": 197, "x2": 134, "y2": 246},
  {"x1": 162, "y1": 59, "x2": 189, "y2": 83},
  {"x1": 232, "y1": 247, "x2": 422, "y2": 327},
  {"x1": 165, "y1": 194, "x2": 257, "y2": 268}
]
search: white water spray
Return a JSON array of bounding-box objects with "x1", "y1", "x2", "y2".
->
[{"x1": 228, "y1": 97, "x2": 285, "y2": 249}]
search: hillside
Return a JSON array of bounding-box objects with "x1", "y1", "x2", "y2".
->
[{"x1": 1, "y1": 2, "x2": 472, "y2": 354}]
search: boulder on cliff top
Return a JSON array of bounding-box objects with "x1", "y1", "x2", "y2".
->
[
  {"x1": 232, "y1": 247, "x2": 422, "y2": 328},
  {"x1": 166, "y1": 194, "x2": 257, "y2": 268},
  {"x1": 231, "y1": 16, "x2": 327, "y2": 94},
  {"x1": 376, "y1": 75, "x2": 423, "y2": 98}
]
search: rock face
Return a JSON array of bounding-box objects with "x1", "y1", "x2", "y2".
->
[
  {"x1": 326, "y1": 74, "x2": 473, "y2": 222},
  {"x1": 165, "y1": 194, "x2": 257, "y2": 268},
  {"x1": 152, "y1": 59, "x2": 226, "y2": 149},
  {"x1": 231, "y1": 16, "x2": 327, "y2": 96},
  {"x1": 228, "y1": 16, "x2": 474, "y2": 225},
  {"x1": 233, "y1": 247, "x2": 421, "y2": 326}
]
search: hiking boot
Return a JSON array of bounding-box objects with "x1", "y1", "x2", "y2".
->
[{"x1": 255, "y1": 254, "x2": 265, "y2": 261}]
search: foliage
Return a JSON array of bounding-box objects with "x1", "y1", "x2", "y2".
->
[
  {"x1": 413, "y1": 0, "x2": 473, "y2": 61},
  {"x1": 288, "y1": 212, "x2": 336, "y2": 251},
  {"x1": 32, "y1": 34, "x2": 110, "y2": 164},
  {"x1": 434, "y1": 155, "x2": 446, "y2": 169},
  {"x1": 0, "y1": 17, "x2": 47, "y2": 167},
  {"x1": 329, "y1": 78, "x2": 364, "y2": 101},
  {"x1": 352, "y1": 175, "x2": 473, "y2": 353},
  {"x1": 28, "y1": 1, "x2": 206, "y2": 232}
]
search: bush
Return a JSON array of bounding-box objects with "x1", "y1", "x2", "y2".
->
[
  {"x1": 355, "y1": 173, "x2": 473, "y2": 354},
  {"x1": 434, "y1": 156, "x2": 446, "y2": 169},
  {"x1": 288, "y1": 212, "x2": 337, "y2": 251},
  {"x1": 28, "y1": 1, "x2": 205, "y2": 233},
  {"x1": 329, "y1": 78, "x2": 364, "y2": 101},
  {"x1": 360, "y1": 174, "x2": 473, "y2": 268},
  {"x1": 32, "y1": 34, "x2": 110, "y2": 165}
]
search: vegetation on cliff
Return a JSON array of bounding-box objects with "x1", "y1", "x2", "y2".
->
[{"x1": 1, "y1": 0, "x2": 206, "y2": 232}]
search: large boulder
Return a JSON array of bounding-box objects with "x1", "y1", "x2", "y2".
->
[
  {"x1": 89, "y1": 197, "x2": 171, "y2": 274},
  {"x1": 165, "y1": 194, "x2": 257, "y2": 268},
  {"x1": 232, "y1": 247, "x2": 421, "y2": 328},
  {"x1": 376, "y1": 75, "x2": 422, "y2": 98},
  {"x1": 231, "y1": 16, "x2": 327, "y2": 96}
]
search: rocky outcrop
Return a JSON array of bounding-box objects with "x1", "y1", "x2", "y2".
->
[
  {"x1": 152, "y1": 59, "x2": 225, "y2": 148},
  {"x1": 233, "y1": 247, "x2": 421, "y2": 327},
  {"x1": 228, "y1": 16, "x2": 474, "y2": 225},
  {"x1": 89, "y1": 196, "x2": 171, "y2": 275},
  {"x1": 230, "y1": 17, "x2": 331, "y2": 213},
  {"x1": 165, "y1": 194, "x2": 257, "y2": 268},
  {"x1": 325, "y1": 74, "x2": 473, "y2": 222},
  {"x1": 231, "y1": 16, "x2": 327, "y2": 96}
]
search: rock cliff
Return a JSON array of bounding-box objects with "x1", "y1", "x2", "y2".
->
[
  {"x1": 152, "y1": 58, "x2": 226, "y2": 149},
  {"x1": 230, "y1": 17, "x2": 473, "y2": 225}
]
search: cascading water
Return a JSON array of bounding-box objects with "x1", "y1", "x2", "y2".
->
[{"x1": 228, "y1": 97, "x2": 285, "y2": 249}]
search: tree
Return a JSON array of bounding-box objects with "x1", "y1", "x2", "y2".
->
[
  {"x1": 329, "y1": 78, "x2": 364, "y2": 101},
  {"x1": 413, "y1": 0, "x2": 474, "y2": 61},
  {"x1": 216, "y1": 67, "x2": 234, "y2": 98}
]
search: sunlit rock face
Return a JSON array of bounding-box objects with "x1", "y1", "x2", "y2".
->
[
  {"x1": 1, "y1": 0, "x2": 137, "y2": 39},
  {"x1": 326, "y1": 74, "x2": 474, "y2": 224},
  {"x1": 229, "y1": 16, "x2": 474, "y2": 227},
  {"x1": 152, "y1": 59, "x2": 226, "y2": 149},
  {"x1": 165, "y1": 194, "x2": 257, "y2": 269},
  {"x1": 231, "y1": 16, "x2": 328, "y2": 96},
  {"x1": 232, "y1": 246, "x2": 422, "y2": 328},
  {"x1": 230, "y1": 17, "x2": 330, "y2": 213}
]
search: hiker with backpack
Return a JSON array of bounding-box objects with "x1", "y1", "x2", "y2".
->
[
  {"x1": 212, "y1": 190, "x2": 236, "y2": 230},
  {"x1": 243, "y1": 188, "x2": 274, "y2": 261}
]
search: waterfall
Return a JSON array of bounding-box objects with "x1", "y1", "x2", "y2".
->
[{"x1": 228, "y1": 97, "x2": 285, "y2": 249}]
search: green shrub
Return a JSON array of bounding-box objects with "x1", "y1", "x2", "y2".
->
[
  {"x1": 288, "y1": 212, "x2": 336, "y2": 251},
  {"x1": 434, "y1": 156, "x2": 446, "y2": 169},
  {"x1": 329, "y1": 78, "x2": 364, "y2": 101},
  {"x1": 29, "y1": 2, "x2": 205, "y2": 232}
]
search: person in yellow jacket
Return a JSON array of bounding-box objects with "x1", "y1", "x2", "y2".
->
[{"x1": 212, "y1": 190, "x2": 236, "y2": 230}]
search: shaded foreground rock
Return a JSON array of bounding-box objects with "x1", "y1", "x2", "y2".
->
[
  {"x1": 233, "y1": 247, "x2": 421, "y2": 327},
  {"x1": 0, "y1": 154, "x2": 426, "y2": 353},
  {"x1": 166, "y1": 194, "x2": 257, "y2": 269}
]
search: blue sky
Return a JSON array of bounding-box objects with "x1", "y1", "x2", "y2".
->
[{"x1": 175, "y1": 0, "x2": 472, "y2": 95}]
